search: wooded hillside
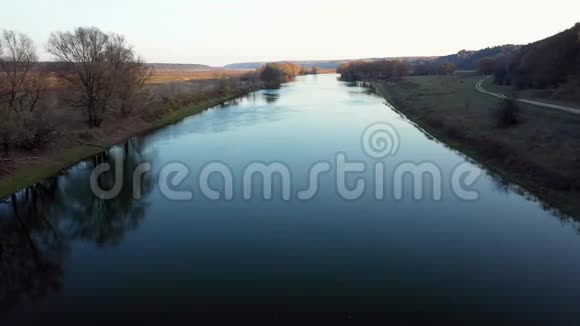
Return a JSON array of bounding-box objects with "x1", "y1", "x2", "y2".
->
[{"x1": 495, "y1": 23, "x2": 580, "y2": 89}]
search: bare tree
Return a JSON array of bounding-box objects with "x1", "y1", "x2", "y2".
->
[
  {"x1": 0, "y1": 30, "x2": 47, "y2": 114},
  {"x1": 46, "y1": 27, "x2": 110, "y2": 128},
  {"x1": 46, "y1": 27, "x2": 150, "y2": 127},
  {"x1": 105, "y1": 35, "x2": 152, "y2": 116},
  {"x1": 0, "y1": 30, "x2": 53, "y2": 155},
  {"x1": 0, "y1": 37, "x2": 6, "y2": 156}
]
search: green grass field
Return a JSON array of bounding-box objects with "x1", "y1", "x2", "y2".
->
[{"x1": 374, "y1": 75, "x2": 580, "y2": 218}]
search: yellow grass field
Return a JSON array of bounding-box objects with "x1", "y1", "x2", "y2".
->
[
  {"x1": 147, "y1": 68, "x2": 337, "y2": 84},
  {"x1": 146, "y1": 69, "x2": 249, "y2": 84},
  {"x1": 43, "y1": 68, "x2": 337, "y2": 87}
]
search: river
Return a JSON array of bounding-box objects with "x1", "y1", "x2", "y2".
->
[{"x1": 2, "y1": 74, "x2": 580, "y2": 324}]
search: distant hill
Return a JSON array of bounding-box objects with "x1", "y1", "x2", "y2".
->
[
  {"x1": 498, "y1": 23, "x2": 580, "y2": 88},
  {"x1": 223, "y1": 62, "x2": 266, "y2": 70},
  {"x1": 225, "y1": 57, "x2": 431, "y2": 70},
  {"x1": 148, "y1": 63, "x2": 215, "y2": 71},
  {"x1": 431, "y1": 45, "x2": 521, "y2": 70},
  {"x1": 225, "y1": 60, "x2": 345, "y2": 70}
]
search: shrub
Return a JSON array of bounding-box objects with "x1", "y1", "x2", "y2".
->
[{"x1": 493, "y1": 99, "x2": 520, "y2": 128}]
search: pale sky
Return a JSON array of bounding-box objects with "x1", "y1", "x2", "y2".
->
[{"x1": 1, "y1": 0, "x2": 578, "y2": 66}]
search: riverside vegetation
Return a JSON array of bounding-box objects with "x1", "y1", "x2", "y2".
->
[{"x1": 0, "y1": 28, "x2": 313, "y2": 197}]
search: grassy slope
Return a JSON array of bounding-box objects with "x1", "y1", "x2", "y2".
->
[
  {"x1": 0, "y1": 91, "x2": 248, "y2": 199},
  {"x1": 373, "y1": 75, "x2": 580, "y2": 218}
]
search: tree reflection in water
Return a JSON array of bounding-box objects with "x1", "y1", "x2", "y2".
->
[
  {"x1": 0, "y1": 138, "x2": 154, "y2": 310},
  {"x1": 262, "y1": 91, "x2": 280, "y2": 104}
]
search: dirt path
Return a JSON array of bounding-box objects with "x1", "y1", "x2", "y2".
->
[{"x1": 475, "y1": 78, "x2": 580, "y2": 115}]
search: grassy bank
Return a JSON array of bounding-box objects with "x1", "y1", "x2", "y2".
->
[
  {"x1": 372, "y1": 75, "x2": 580, "y2": 218},
  {"x1": 481, "y1": 77, "x2": 580, "y2": 109},
  {"x1": 0, "y1": 90, "x2": 252, "y2": 199}
]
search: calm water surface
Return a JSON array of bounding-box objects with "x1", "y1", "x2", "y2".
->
[{"x1": 2, "y1": 75, "x2": 580, "y2": 324}]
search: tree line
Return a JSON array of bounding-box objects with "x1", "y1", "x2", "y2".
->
[
  {"x1": 412, "y1": 61, "x2": 456, "y2": 76},
  {"x1": 337, "y1": 60, "x2": 411, "y2": 81},
  {"x1": 300, "y1": 65, "x2": 319, "y2": 75},
  {"x1": 0, "y1": 27, "x2": 151, "y2": 156},
  {"x1": 239, "y1": 62, "x2": 318, "y2": 88}
]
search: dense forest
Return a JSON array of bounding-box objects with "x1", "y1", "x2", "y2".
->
[
  {"x1": 432, "y1": 45, "x2": 520, "y2": 70},
  {"x1": 494, "y1": 23, "x2": 580, "y2": 89},
  {"x1": 337, "y1": 60, "x2": 411, "y2": 81}
]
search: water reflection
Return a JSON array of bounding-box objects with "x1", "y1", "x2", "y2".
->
[
  {"x1": 262, "y1": 91, "x2": 280, "y2": 104},
  {"x1": 64, "y1": 141, "x2": 153, "y2": 246},
  {"x1": 142, "y1": 90, "x2": 287, "y2": 142},
  {"x1": 0, "y1": 189, "x2": 65, "y2": 311},
  {"x1": 0, "y1": 139, "x2": 153, "y2": 310},
  {"x1": 219, "y1": 97, "x2": 243, "y2": 108}
]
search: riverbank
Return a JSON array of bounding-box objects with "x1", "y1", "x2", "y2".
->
[
  {"x1": 371, "y1": 75, "x2": 580, "y2": 218},
  {"x1": 0, "y1": 87, "x2": 258, "y2": 199}
]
